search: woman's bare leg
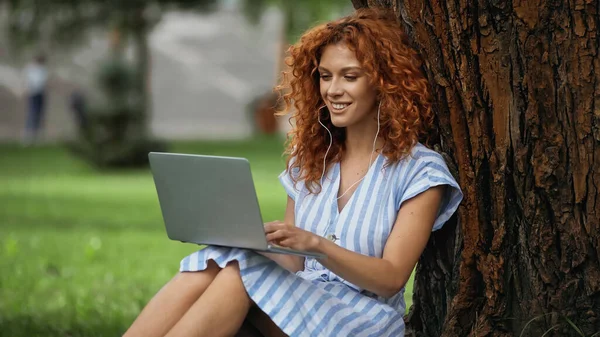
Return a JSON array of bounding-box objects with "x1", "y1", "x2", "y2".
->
[
  {"x1": 165, "y1": 261, "x2": 252, "y2": 337},
  {"x1": 123, "y1": 260, "x2": 220, "y2": 337}
]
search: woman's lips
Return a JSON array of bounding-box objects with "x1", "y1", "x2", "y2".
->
[{"x1": 329, "y1": 102, "x2": 351, "y2": 113}]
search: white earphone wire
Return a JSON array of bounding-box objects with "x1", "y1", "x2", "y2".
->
[
  {"x1": 317, "y1": 105, "x2": 333, "y2": 184},
  {"x1": 318, "y1": 101, "x2": 382, "y2": 200}
]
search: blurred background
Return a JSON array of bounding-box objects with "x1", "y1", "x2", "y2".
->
[{"x1": 0, "y1": 1, "x2": 415, "y2": 336}]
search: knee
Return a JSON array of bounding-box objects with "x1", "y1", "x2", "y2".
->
[
  {"x1": 219, "y1": 261, "x2": 248, "y2": 290},
  {"x1": 225, "y1": 260, "x2": 241, "y2": 272},
  {"x1": 220, "y1": 262, "x2": 251, "y2": 306},
  {"x1": 218, "y1": 260, "x2": 243, "y2": 279},
  {"x1": 173, "y1": 260, "x2": 220, "y2": 285}
]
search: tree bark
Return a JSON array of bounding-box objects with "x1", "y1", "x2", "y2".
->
[{"x1": 353, "y1": 0, "x2": 600, "y2": 336}]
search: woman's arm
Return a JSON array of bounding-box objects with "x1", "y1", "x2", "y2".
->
[
  {"x1": 257, "y1": 196, "x2": 305, "y2": 273},
  {"x1": 266, "y1": 186, "x2": 446, "y2": 298}
]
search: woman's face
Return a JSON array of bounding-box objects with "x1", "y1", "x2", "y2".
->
[{"x1": 318, "y1": 43, "x2": 378, "y2": 129}]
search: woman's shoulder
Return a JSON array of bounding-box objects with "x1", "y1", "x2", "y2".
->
[
  {"x1": 383, "y1": 142, "x2": 458, "y2": 188},
  {"x1": 409, "y1": 142, "x2": 444, "y2": 159},
  {"x1": 389, "y1": 142, "x2": 447, "y2": 169}
]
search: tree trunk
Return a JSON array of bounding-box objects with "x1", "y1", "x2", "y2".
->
[{"x1": 352, "y1": 0, "x2": 600, "y2": 336}]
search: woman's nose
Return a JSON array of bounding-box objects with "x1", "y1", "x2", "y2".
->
[{"x1": 327, "y1": 79, "x2": 344, "y2": 97}]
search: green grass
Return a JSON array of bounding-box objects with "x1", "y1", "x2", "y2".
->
[{"x1": 0, "y1": 137, "x2": 413, "y2": 337}]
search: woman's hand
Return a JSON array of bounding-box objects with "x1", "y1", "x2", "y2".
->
[{"x1": 264, "y1": 221, "x2": 322, "y2": 252}]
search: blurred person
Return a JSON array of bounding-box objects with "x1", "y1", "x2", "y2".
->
[
  {"x1": 124, "y1": 8, "x2": 463, "y2": 337},
  {"x1": 22, "y1": 53, "x2": 49, "y2": 145}
]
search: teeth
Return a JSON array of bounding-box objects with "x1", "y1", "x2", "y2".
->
[{"x1": 332, "y1": 103, "x2": 349, "y2": 109}]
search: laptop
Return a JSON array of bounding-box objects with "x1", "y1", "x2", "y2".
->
[{"x1": 148, "y1": 152, "x2": 325, "y2": 259}]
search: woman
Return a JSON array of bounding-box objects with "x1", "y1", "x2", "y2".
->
[{"x1": 125, "y1": 8, "x2": 463, "y2": 337}]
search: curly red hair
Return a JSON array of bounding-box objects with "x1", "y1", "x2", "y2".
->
[{"x1": 276, "y1": 8, "x2": 433, "y2": 193}]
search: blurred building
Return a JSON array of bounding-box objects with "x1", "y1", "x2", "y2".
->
[{"x1": 0, "y1": 4, "x2": 286, "y2": 143}]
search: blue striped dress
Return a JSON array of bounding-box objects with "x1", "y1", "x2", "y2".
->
[{"x1": 180, "y1": 143, "x2": 463, "y2": 336}]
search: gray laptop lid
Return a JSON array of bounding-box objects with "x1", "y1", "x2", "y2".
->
[{"x1": 149, "y1": 152, "x2": 269, "y2": 250}]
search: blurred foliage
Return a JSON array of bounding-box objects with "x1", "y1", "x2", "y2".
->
[
  {"x1": 241, "y1": 0, "x2": 353, "y2": 43},
  {"x1": 4, "y1": 0, "x2": 219, "y2": 168},
  {"x1": 4, "y1": 0, "x2": 219, "y2": 53},
  {"x1": 67, "y1": 52, "x2": 169, "y2": 168}
]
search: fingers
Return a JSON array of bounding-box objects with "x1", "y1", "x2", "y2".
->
[
  {"x1": 264, "y1": 221, "x2": 292, "y2": 234},
  {"x1": 266, "y1": 229, "x2": 290, "y2": 242},
  {"x1": 278, "y1": 238, "x2": 295, "y2": 247},
  {"x1": 263, "y1": 222, "x2": 314, "y2": 251}
]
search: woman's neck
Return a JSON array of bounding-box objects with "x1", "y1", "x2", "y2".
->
[{"x1": 344, "y1": 122, "x2": 384, "y2": 159}]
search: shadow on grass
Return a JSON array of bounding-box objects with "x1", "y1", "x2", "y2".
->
[{"x1": 0, "y1": 313, "x2": 131, "y2": 337}]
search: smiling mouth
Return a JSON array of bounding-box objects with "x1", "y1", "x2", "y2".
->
[{"x1": 330, "y1": 102, "x2": 351, "y2": 113}]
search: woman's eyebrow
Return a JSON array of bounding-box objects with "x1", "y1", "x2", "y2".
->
[{"x1": 318, "y1": 66, "x2": 363, "y2": 72}]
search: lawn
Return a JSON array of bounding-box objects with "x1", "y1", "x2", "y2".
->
[{"x1": 0, "y1": 137, "x2": 413, "y2": 337}]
